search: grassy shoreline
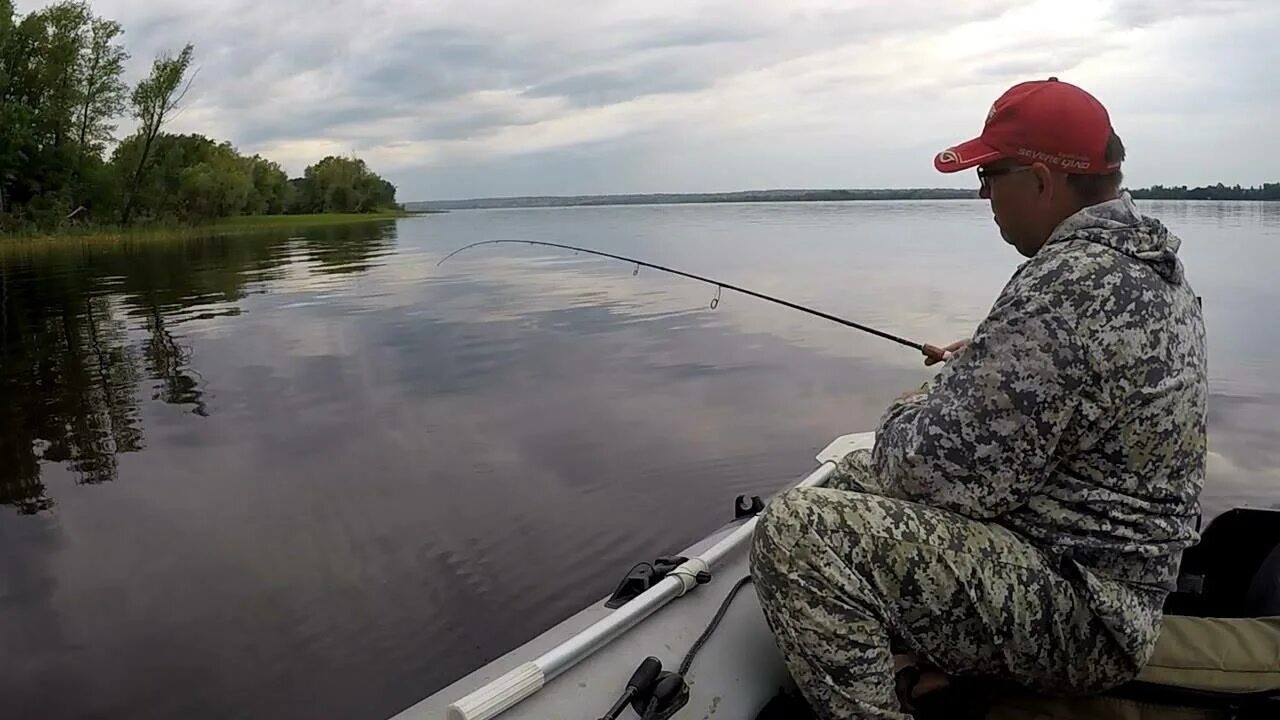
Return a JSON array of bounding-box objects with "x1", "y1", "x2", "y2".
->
[
  {"x1": 2, "y1": 210, "x2": 414, "y2": 245},
  {"x1": 215, "y1": 211, "x2": 413, "y2": 228}
]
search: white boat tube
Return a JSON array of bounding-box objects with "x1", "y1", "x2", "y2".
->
[{"x1": 446, "y1": 432, "x2": 875, "y2": 720}]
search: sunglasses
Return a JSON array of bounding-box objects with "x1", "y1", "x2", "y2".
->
[{"x1": 977, "y1": 164, "x2": 1034, "y2": 196}]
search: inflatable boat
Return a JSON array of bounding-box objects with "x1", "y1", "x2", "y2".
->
[{"x1": 392, "y1": 432, "x2": 1280, "y2": 720}]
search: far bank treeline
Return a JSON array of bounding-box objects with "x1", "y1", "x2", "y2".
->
[
  {"x1": 0, "y1": 0, "x2": 397, "y2": 233},
  {"x1": 1128, "y1": 183, "x2": 1280, "y2": 201}
]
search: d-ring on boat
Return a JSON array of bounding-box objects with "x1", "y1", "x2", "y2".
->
[{"x1": 392, "y1": 432, "x2": 1280, "y2": 720}]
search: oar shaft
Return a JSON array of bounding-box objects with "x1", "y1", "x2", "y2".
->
[{"x1": 445, "y1": 432, "x2": 876, "y2": 720}]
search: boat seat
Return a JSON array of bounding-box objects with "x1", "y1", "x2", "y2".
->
[
  {"x1": 1134, "y1": 615, "x2": 1280, "y2": 694},
  {"x1": 987, "y1": 529, "x2": 1280, "y2": 720}
]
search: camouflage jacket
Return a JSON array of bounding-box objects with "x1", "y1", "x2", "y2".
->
[{"x1": 872, "y1": 193, "x2": 1206, "y2": 652}]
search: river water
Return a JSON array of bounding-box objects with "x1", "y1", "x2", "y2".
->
[{"x1": 2, "y1": 200, "x2": 1278, "y2": 719}]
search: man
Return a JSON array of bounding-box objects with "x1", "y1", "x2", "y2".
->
[{"x1": 750, "y1": 77, "x2": 1207, "y2": 719}]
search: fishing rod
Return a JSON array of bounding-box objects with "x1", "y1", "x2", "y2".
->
[{"x1": 437, "y1": 239, "x2": 947, "y2": 363}]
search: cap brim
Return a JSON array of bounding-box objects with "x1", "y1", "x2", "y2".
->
[{"x1": 933, "y1": 137, "x2": 1005, "y2": 173}]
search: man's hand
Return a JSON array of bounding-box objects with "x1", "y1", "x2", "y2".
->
[{"x1": 923, "y1": 338, "x2": 970, "y2": 366}]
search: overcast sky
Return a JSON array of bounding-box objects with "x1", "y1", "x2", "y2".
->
[{"x1": 19, "y1": 0, "x2": 1279, "y2": 200}]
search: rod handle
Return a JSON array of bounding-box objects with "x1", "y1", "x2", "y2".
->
[
  {"x1": 447, "y1": 662, "x2": 544, "y2": 720},
  {"x1": 921, "y1": 344, "x2": 947, "y2": 365}
]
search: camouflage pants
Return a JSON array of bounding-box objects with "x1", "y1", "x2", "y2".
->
[{"x1": 750, "y1": 450, "x2": 1137, "y2": 720}]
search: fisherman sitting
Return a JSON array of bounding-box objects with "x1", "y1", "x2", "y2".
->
[{"x1": 750, "y1": 78, "x2": 1207, "y2": 719}]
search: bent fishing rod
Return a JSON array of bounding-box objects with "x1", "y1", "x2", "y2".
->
[{"x1": 437, "y1": 239, "x2": 947, "y2": 363}]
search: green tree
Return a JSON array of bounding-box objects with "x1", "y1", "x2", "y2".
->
[
  {"x1": 242, "y1": 154, "x2": 288, "y2": 215},
  {"x1": 113, "y1": 133, "x2": 253, "y2": 222},
  {"x1": 292, "y1": 155, "x2": 397, "y2": 214},
  {"x1": 120, "y1": 42, "x2": 193, "y2": 224},
  {"x1": 177, "y1": 148, "x2": 250, "y2": 221},
  {"x1": 31, "y1": 2, "x2": 91, "y2": 152},
  {"x1": 74, "y1": 17, "x2": 126, "y2": 164},
  {"x1": 0, "y1": 1, "x2": 91, "y2": 225},
  {"x1": 0, "y1": 1, "x2": 129, "y2": 227},
  {"x1": 73, "y1": 153, "x2": 119, "y2": 221}
]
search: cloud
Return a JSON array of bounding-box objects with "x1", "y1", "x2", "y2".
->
[
  {"x1": 13, "y1": 0, "x2": 1279, "y2": 197},
  {"x1": 1109, "y1": 0, "x2": 1255, "y2": 29},
  {"x1": 525, "y1": 68, "x2": 716, "y2": 109}
]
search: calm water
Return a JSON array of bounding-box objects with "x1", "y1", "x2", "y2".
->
[{"x1": 2, "y1": 201, "x2": 1278, "y2": 719}]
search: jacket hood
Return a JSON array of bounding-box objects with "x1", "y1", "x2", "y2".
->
[{"x1": 1046, "y1": 192, "x2": 1185, "y2": 283}]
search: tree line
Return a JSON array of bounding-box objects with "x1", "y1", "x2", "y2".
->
[
  {"x1": 410, "y1": 182, "x2": 1280, "y2": 211},
  {"x1": 1128, "y1": 183, "x2": 1280, "y2": 201},
  {"x1": 409, "y1": 188, "x2": 979, "y2": 210},
  {"x1": 0, "y1": 0, "x2": 398, "y2": 232}
]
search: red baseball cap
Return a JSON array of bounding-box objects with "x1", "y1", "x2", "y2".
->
[{"x1": 934, "y1": 77, "x2": 1119, "y2": 175}]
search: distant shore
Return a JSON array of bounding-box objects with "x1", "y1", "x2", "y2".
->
[
  {"x1": 406, "y1": 189, "x2": 976, "y2": 211},
  {"x1": 407, "y1": 184, "x2": 1280, "y2": 210}
]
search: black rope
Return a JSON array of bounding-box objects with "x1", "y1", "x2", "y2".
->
[
  {"x1": 436, "y1": 239, "x2": 929, "y2": 355},
  {"x1": 679, "y1": 575, "x2": 753, "y2": 676}
]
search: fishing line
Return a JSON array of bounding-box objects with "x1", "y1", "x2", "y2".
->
[{"x1": 437, "y1": 239, "x2": 945, "y2": 362}]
